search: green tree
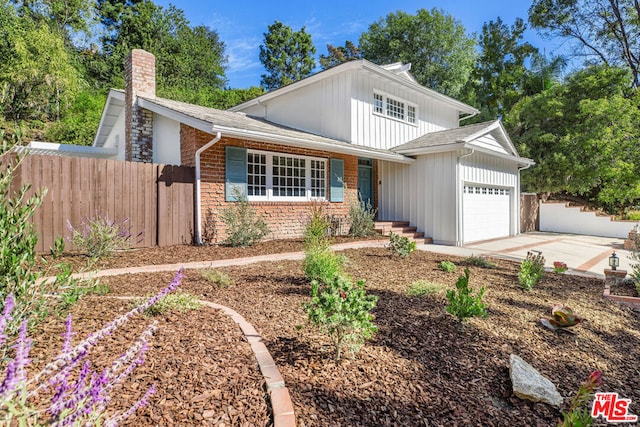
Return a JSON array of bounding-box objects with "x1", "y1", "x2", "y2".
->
[
  {"x1": 259, "y1": 21, "x2": 316, "y2": 91},
  {"x1": 358, "y1": 8, "x2": 476, "y2": 97},
  {"x1": 95, "y1": 0, "x2": 227, "y2": 91},
  {"x1": 507, "y1": 65, "x2": 640, "y2": 213},
  {"x1": 522, "y1": 52, "x2": 567, "y2": 95},
  {"x1": 319, "y1": 40, "x2": 360, "y2": 70},
  {"x1": 529, "y1": 0, "x2": 640, "y2": 87},
  {"x1": 466, "y1": 18, "x2": 537, "y2": 120},
  {"x1": 0, "y1": 2, "x2": 83, "y2": 123},
  {"x1": 44, "y1": 88, "x2": 106, "y2": 145},
  {"x1": 12, "y1": 0, "x2": 94, "y2": 35}
]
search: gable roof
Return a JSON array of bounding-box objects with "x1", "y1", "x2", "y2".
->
[
  {"x1": 135, "y1": 95, "x2": 414, "y2": 164},
  {"x1": 229, "y1": 59, "x2": 479, "y2": 117},
  {"x1": 392, "y1": 120, "x2": 533, "y2": 165},
  {"x1": 93, "y1": 89, "x2": 125, "y2": 147}
]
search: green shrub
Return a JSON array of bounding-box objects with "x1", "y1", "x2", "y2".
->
[
  {"x1": 305, "y1": 275, "x2": 378, "y2": 360},
  {"x1": 58, "y1": 277, "x2": 109, "y2": 310},
  {"x1": 439, "y1": 260, "x2": 456, "y2": 273},
  {"x1": 407, "y1": 280, "x2": 446, "y2": 296},
  {"x1": 302, "y1": 201, "x2": 331, "y2": 248},
  {"x1": 387, "y1": 232, "x2": 416, "y2": 258},
  {"x1": 348, "y1": 198, "x2": 377, "y2": 237},
  {"x1": 519, "y1": 251, "x2": 546, "y2": 291},
  {"x1": 200, "y1": 269, "x2": 234, "y2": 288},
  {"x1": 303, "y1": 245, "x2": 346, "y2": 285},
  {"x1": 624, "y1": 210, "x2": 640, "y2": 221},
  {"x1": 139, "y1": 292, "x2": 202, "y2": 316},
  {"x1": 67, "y1": 216, "x2": 141, "y2": 259},
  {"x1": 464, "y1": 255, "x2": 496, "y2": 269},
  {"x1": 445, "y1": 268, "x2": 487, "y2": 321},
  {"x1": 220, "y1": 190, "x2": 269, "y2": 247}
]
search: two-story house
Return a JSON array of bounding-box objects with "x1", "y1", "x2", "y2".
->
[{"x1": 94, "y1": 49, "x2": 532, "y2": 246}]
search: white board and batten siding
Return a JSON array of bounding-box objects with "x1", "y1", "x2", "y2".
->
[
  {"x1": 240, "y1": 67, "x2": 461, "y2": 150},
  {"x1": 100, "y1": 108, "x2": 126, "y2": 161},
  {"x1": 349, "y1": 70, "x2": 459, "y2": 150},
  {"x1": 247, "y1": 72, "x2": 352, "y2": 142},
  {"x1": 378, "y1": 152, "x2": 459, "y2": 245},
  {"x1": 379, "y1": 151, "x2": 520, "y2": 246}
]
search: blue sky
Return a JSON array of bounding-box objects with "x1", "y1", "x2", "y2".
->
[{"x1": 155, "y1": 0, "x2": 567, "y2": 89}]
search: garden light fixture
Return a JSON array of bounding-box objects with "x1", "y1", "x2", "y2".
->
[{"x1": 609, "y1": 251, "x2": 619, "y2": 270}]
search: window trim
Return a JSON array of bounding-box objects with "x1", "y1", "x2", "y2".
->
[
  {"x1": 372, "y1": 90, "x2": 418, "y2": 126},
  {"x1": 245, "y1": 148, "x2": 328, "y2": 202}
]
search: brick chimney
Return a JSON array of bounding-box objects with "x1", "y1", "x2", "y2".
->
[{"x1": 125, "y1": 49, "x2": 156, "y2": 162}]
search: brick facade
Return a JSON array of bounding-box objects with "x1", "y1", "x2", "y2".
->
[
  {"x1": 125, "y1": 49, "x2": 156, "y2": 162},
  {"x1": 180, "y1": 124, "x2": 364, "y2": 243}
]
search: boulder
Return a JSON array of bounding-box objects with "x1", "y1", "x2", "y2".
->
[{"x1": 510, "y1": 354, "x2": 563, "y2": 407}]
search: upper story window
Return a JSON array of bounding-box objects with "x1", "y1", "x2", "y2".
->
[
  {"x1": 373, "y1": 91, "x2": 417, "y2": 126},
  {"x1": 386, "y1": 98, "x2": 405, "y2": 120},
  {"x1": 374, "y1": 93, "x2": 384, "y2": 114}
]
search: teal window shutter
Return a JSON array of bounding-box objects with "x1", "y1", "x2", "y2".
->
[
  {"x1": 330, "y1": 158, "x2": 344, "y2": 202},
  {"x1": 225, "y1": 146, "x2": 247, "y2": 201}
]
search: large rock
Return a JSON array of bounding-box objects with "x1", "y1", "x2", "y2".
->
[{"x1": 510, "y1": 354, "x2": 563, "y2": 407}]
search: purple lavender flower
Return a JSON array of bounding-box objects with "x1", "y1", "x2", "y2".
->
[
  {"x1": 0, "y1": 319, "x2": 31, "y2": 400},
  {"x1": 0, "y1": 294, "x2": 15, "y2": 348},
  {"x1": 105, "y1": 384, "x2": 157, "y2": 427}
]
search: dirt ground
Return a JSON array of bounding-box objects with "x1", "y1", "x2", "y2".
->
[{"x1": 40, "y1": 245, "x2": 638, "y2": 427}]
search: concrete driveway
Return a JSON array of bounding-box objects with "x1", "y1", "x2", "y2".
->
[{"x1": 418, "y1": 232, "x2": 634, "y2": 278}]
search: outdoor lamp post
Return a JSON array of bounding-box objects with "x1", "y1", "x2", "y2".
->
[{"x1": 609, "y1": 251, "x2": 619, "y2": 270}]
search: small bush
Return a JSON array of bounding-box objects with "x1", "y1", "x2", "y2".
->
[
  {"x1": 552, "y1": 261, "x2": 568, "y2": 274},
  {"x1": 302, "y1": 201, "x2": 331, "y2": 247},
  {"x1": 519, "y1": 251, "x2": 546, "y2": 291},
  {"x1": 624, "y1": 210, "x2": 640, "y2": 221},
  {"x1": 407, "y1": 280, "x2": 446, "y2": 296},
  {"x1": 464, "y1": 255, "x2": 496, "y2": 269},
  {"x1": 58, "y1": 278, "x2": 109, "y2": 310},
  {"x1": 387, "y1": 232, "x2": 416, "y2": 258},
  {"x1": 303, "y1": 245, "x2": 346, "y2": 285},
  {"x1": 558, "y1": 371, "x2": 603, "y2": 427},
  {"x1": 200, "y1": 269, "x2": 234, "y2": 288},
  {"x1": 305, "y1": 275, "x2": 378, "y2": 361},
  {"x1": 67, "y1": 216, "x2": 141, "y2": 259},
  {"x1": 348, "y1": 198, "x2": 377, "y2": 237},
  {"x1": 445, "y1": 268, "x2": 487, "y2": 321},
  {"x1": 439, "y1": 260, "x2": 456, "y2": 273},
  {"x1": 221, "y1": 190, "x2": 269, "y2": 247},
  {"x1": 140, "y1": 292, "x2": 202, "y2": 316}
]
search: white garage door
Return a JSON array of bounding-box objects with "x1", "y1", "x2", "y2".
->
[{"x1": 463, "y1": 185, "x2": 511, "y2": 243}]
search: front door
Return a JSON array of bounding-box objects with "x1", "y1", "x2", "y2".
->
[{"x1": 357, "y1": 158, "x2": 373, "y2": 207}]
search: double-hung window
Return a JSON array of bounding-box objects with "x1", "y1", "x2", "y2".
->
[{"x1": 248, "y1": 149, "x2": 326, "y2": 201}]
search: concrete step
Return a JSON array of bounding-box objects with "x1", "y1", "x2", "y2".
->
[{"x1": 374, "y1": 221, "x2": 432, "y2": 244}]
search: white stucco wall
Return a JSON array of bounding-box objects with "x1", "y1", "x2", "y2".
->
[
  {"x1": 540, "y1": 203, "x2": 637, "y2": 238},
  {"x1": 152, "y1": 114, "x2": 181, "y2": 165}
]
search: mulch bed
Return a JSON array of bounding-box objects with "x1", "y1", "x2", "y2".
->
[
  {"x1": 29, "y1": 296, "x2": 271, "y2": 426},
  {"x1": 37, "y1": 236, "x2": 383, "y2": 273},
  {"x1": 89, "y1": 247, "x2": 640, "y2": 426},
  {"x1": 608, "y1": 278, "x2": 640, "y2": 298}
]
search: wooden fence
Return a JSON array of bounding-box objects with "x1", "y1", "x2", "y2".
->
[
  {"x1": 520, "y1": 193, "x2": 540, "y2": 232},
  {"x1": 9, "y1": 154, "x2": 195, "y2": 253}
]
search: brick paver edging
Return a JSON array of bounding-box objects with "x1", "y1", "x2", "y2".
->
[
  {"x1": 199, "y1": 301, "x2": 295, "y2": 427},
  {"x1": 603, "y1": 282, "x2": 640, "y2": 311}
]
